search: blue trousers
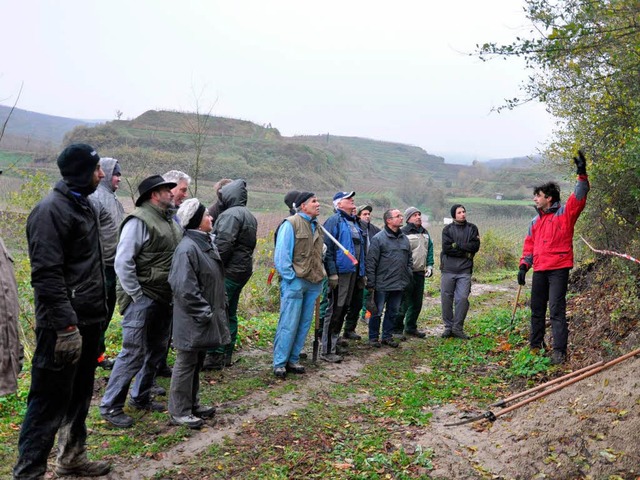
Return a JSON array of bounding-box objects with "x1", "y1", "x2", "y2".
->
[
  {"x1": 273, "y1": 277, "x2": 322, "y2": 369},
  {"x1": 368, "y1": 290, "x2": 403, "y2": 341}
]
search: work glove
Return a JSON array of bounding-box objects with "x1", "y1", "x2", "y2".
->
[
  {"x1": 425, "y1": 266, "x2": 433, "y2": 278},
  {"x1": 55, "y1": 327, "x2": 83, "y2": 365},
  {"x1": 573, "y1": 149, "x2": 587, "y2": 175},
  {"x1": 365, "y1": 289, "x2": 378, "y2": 316},
  {"x1": 328, "y1": 274, "x2": 339, "y2": 289},
  {"x1": 517, "y1": 265, "x2": 528, "y2": 286}
]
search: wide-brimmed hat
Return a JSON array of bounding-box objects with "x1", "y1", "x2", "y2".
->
[{"x1": 136, "y1": 175, "x2": 177, "y2": 206}]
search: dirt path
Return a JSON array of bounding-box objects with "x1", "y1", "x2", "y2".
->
[
  {"x1": 116, "y1": 350, "x2": 387, "y2": 479},
  {"x1": 98, "y1": 282, "x2": 639, "y2": 479}
]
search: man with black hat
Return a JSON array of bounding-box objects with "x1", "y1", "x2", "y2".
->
[
  {"x1": 440, "y1": 204, "x2": 480, "y2": 340},
  {"x1": 272, "y1": 192, "x2": 325, "y2": 378},
  {"x1": 89, "y1": 157, "x2": 125, "y2": 370},
  {"x1": 320, "y1": 191, "x2": 365, "y2": 362},
  {"x1": 99, "y1": 174, "x2": 182, "y2": 428},
  {"x1": 14, "y1": 144, "x2": 111, "y2": 479},
  {"x1": 394, "y1": 207, "x2": 434, "y2": 339}
]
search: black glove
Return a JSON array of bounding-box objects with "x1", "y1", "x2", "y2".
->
[
  {"x1": 573, "y1": 150, "x2": 587, "y2": 175},
  {"x1": 517, "y1": 265, "x2": 528, "y2": 286},
  {"x1": 365, "y1": 289, "x2": 378, "y2": 316},
  {"x1": 55, "y1": 327, "x2": 83, "y2": 365}
]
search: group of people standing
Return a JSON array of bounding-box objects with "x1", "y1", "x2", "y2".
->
[
  {"x1": 271, "y1": 190, "x2": 482, "y2": 378},
  {"x1": 11, "y1": 144, "x2": 258, "y2": 478},
  {"x1": 5, "y1": 141, "x2": 589, "y2": 479}
]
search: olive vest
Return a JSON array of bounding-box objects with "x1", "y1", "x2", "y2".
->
[
  {"x1": 287, "y1": 214, "x2": 325, "y2": 283},
  {"x1": 116, "y1": 202, "x2": 182, "y2": 312}
]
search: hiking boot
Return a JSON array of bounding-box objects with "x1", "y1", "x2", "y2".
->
[
  {"x1": 150, "y1": 384, "x2": 166, "y2": 396},
  {"x1": 128, "y1": 398, "x2": 166, "y2": 412},
  {"x1": 441, "y1": 330, "x2": 453, "y2": 338},
  {"x1": 369, "y1": 339, "x2": 381, "y2": 348},
  {"x1": 551, "y1": 350, "x2": 566, "y2": 365},
  {"x1": 392, "y1": 333, "x2": 407, "y2": 342},
  {"x1": 157, "y1": 364, "x2": 172, "y2": 378},
  {"x1": 381, "y1": 338, "x2": 400, "y2": 348},
  {"x1": 170, "y1": 414, "x2": 204, "y2": 429},
  {"x1": 202, "y1": 352, "x2": 225, "y2": 371},
  {"x1": 404, "y1": 329, "x2": 426, "y2": 339},
  {"x1": 193, "y1": 405, "x2": 216, "y2": 419},
  {"x1": 299, "y1": 352, "x2": 308, "y2": 360},
  {"x1": 101, "y1": 409, "x2": 134, "y2": 428},
  {"x1": 55, "y1": 460, "x2": 111, "y2": 477},
  {"x1": 343, "y1": 330, "x2": 362, "y2": 340},
  {"x1": 336, "y1": 337, "x2": 349, "y2": 347},
  {"x1": 336, "y1": 344, "x2": 349, "y2": 355},
  {"x1": 320, "y1": 353, "x2": 343, "y2": 363},
  {"x1": 286, "y1": 362, "x2": 306, "y2": 374},
  {"x1": 452, "y1": 331, "x2": 470, "y2": 340},
  {"x1": 274, "y1": 367, "x2": 287, "y2": 378}
]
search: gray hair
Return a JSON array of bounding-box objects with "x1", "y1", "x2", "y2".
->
[{"x1": 163, "y1": 170, "x2": 191, "y2": 185}]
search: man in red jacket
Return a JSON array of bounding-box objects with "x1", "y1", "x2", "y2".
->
[{"x1": 518, "y1": 151, "x2": 590, "y2": 365}]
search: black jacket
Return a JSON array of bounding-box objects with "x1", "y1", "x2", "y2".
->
[
  {"x1": 366, "y1": 227, "x2": 413, "y2": 292},
  {"x1": 440, "y1": 221, "x2": 480, "y2": 274},
  {"x1": 26, "y1": 180, "x2": 107, "y2": 330}
]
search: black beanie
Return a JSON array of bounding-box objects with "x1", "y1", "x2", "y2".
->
[
  {"x1": 451, "y1": 204, "x2": 465, "y2": 218},
  {"x1": 57, "y1": 143, "x2": 100, "y2": 194},
  {"x1": 293, "y1": 192, "x2": 314, "y2": 209}
]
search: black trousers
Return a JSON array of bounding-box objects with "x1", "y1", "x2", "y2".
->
[
  {"x1": 529, "y1": 268, "x2": 570, "y2": 352},
  {"x1": 14, "y1": 323, "x2": 101, "y2": 479}
]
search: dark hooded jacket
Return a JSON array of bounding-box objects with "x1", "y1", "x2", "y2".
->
[
  {"x1": 213, "y1": 179, "x2": 258, "y2": 282},
  {"x1": 169, "y1": 230, "x2": 231, "y2": 350}
]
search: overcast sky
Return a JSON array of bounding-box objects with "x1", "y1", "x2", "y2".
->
[{"x1": 0, "y1": 0, "x2": 553, "y2": 161}]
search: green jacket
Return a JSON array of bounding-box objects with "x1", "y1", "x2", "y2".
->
[{"x1": 116, "y1": 202, "x2": 182, "y2": 313}]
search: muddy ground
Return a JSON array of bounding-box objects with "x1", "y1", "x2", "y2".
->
[{"x1": 56, "y1": 282, "x2": 639, "y2": 479}]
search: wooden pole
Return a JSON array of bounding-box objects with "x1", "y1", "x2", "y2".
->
[
  {"x1": 494, "y1": 348, "x2": 640, "y2": 420},
  {"x1": 490, "y1": 359, "x2": 605, "y2": 407}
]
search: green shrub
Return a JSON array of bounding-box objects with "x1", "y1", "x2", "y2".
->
[{"x1": 474, "y1": 228, "x2": 519, "y2": 272}]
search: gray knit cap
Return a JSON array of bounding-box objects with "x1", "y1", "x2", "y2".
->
[{"x1": 404, "y1": 206, "x2": 421, "y2": 223}]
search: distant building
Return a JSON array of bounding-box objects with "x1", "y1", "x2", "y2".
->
[{"x1": 495, "y1": 193, "x2": 504, "y2": 200}]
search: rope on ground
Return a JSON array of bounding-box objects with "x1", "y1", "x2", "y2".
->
[{"x1": 580, "y1": 235, "x2": 640, "y2": 265}]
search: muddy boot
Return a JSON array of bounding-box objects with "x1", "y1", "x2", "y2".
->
[{"x1": 202, "y1": 352, "x2": 225, "y2": 371}]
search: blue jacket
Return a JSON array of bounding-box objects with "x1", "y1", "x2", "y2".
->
[{"x1": 323, "y1": 210, "x2": 365, "y2": 276}]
